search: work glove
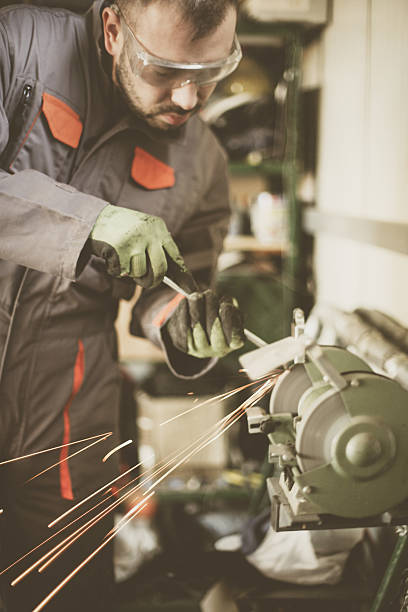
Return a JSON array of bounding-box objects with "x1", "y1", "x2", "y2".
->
[
  {"x1": 164, "y1": 289, "x2": 245, "y2": 358},
  {"x1": 90, "y1": 204, "x2": 188, "y2": 288}
]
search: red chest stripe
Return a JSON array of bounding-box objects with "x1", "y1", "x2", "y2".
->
[{"x1": 59, "y1": 339, "x2": 85, "y2": 500}]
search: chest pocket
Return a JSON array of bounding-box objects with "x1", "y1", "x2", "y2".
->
[
  {"x1": 6, "y1": 82, "x2": 83, "y2": 183},
  {"x1": 119, "y1": 144, "x2": 191, "y2": 236},
  {"x1": 42, "y1": 93, "x2": 83, "y2": 149},
  {"x1": 131, "y1": 146, "x2": 175, "y2": 190}
]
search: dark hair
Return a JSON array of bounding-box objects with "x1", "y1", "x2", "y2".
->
[{"x1": 116, "y1": 0, "x2": 240, "y2": 40}]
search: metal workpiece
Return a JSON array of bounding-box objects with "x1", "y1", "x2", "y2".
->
[{"x1": 242, "y1": 328, "x2": 268, "y2": 348}]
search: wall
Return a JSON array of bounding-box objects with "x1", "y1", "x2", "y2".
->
[{"x1": 306, "y1": 0, "x2": 408, "y2": 325}]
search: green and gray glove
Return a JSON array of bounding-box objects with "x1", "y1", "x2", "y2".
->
[
  {"x1": 90, "y1": 204, "x2": 188, "y2": 288},
  {"x1": 165, "y1": 289, "x2": 245, "y2": 358}
]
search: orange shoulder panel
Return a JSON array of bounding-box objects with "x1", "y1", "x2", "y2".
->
[{"x1": 42, "y1": 92, "x2": 83, "y2": 149}]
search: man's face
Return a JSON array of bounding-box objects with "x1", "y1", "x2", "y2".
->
[{"x1": 103, "y1": 3, "x2": 237, "y2": 132}]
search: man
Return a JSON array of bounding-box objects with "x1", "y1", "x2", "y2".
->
[{"x1": 0, "y1": 0, "x2": 244, "y2": 609}]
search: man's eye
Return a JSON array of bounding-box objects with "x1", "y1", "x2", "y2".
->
[{"x1": 153, "y1": 68, "x2": 178, "y2": 79}]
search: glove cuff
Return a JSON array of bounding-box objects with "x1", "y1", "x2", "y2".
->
[{"x1": 159, "y1": 324, "x2": 217, "y2": 379}]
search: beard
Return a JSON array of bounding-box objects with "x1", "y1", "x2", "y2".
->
[{"x1": 114, "y1": 50, "x2": 201, "y2": 136}]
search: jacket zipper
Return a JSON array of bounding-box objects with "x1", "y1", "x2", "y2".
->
[
  {"x1": 8, "y1": 83, "x2": 41, "y2": 170},
  {"x1": 21, "y1": 83, "x2": 33, "y2": 105}
]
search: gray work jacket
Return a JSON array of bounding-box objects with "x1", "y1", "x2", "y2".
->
[{"x1": 0, "y1": 1, "x2": 231, "y2": 379}]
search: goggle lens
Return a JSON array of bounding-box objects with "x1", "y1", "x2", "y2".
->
[{"x1": 139, "y1": 61, "x2": 241, "y2": 89}]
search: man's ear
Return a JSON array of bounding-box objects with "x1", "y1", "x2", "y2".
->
[{"x1": 102, "y1": 7, "x2": 123, "y2": 57}]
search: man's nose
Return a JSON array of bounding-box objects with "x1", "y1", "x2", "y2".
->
[{"x1": 171, "y1": 82, "x2": 198, "y2": 110}]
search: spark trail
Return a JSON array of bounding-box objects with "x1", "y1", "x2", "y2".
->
[
  {"x1": 159, "y1": 374, "x2": 275, "y2": 426},
  {"x1": 102, "y1": 440, "x2": 133, "y2": 462},
  {"x1": 31, "y1": 502, "x2": 149, "y2": 612},
  {"x1": 0, "y1": 433, "x2": 112, "y2": 466},
  {"x1": 26, "y1": 434, "x2": 112, "y2": 483}
]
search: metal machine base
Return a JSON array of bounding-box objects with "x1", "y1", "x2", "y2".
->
[{"x1": 268, "y1": 477, "x2": 408, "y2": 532}]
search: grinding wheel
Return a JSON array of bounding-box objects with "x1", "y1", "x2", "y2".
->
[{"x1": 296, "y1": 390, "x2": 351, "y2": 472}]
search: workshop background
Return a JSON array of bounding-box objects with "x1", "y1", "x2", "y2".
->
[
  {"x1": 113, "y1": 1, "x2": 408, "y2": 610},
  {"x1": 1, "y1": 0, "x2": 408, "y2": 610}
]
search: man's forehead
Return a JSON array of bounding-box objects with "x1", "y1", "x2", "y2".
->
[{"x1": 131, "y1": 3, "x2": 237, "y2": 63}]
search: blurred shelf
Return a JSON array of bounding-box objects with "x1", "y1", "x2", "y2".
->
[
  {"x1": 238, "y1": 16, "x2": 305, "y2": 39},
  {"x1": 237, "y1": 12, "x2": 327, "y2": 44},
  {"x1": 238, "y1": 32, "x2": 285, "y2": 47},
  {"x1": 228, "y1": 160, "x2": 285, "y2": 176},
  {"x1": 156, "y1": 486, "x2": 252, "y2": 504},
  {"x1": 224, "y1": 234, "x2": 286, "y2": 253}
]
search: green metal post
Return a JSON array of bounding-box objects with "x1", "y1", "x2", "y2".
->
[
  {"x1": 370, "y1": 527, "x2": 408, "y2": 612},
  {"x1": 282, "y1": 29, "x2": 303, "y2": 334}
]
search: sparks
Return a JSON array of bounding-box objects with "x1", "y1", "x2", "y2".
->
[
  {"x1": 0, "y1": 493, "x2": 115, "y2": 578},
  {"x1": 104, "y1": 492, "x2": 155, "y2": 538},
  {"x1": 11, "y1": 482, "x2": 144, "y2": 585},
  {"x1": 0, "y1": 433, "x2": 112, "y2": 466},
  {"x1": 144, "y1": 378, "x2": 277, "y2": 495},
  {"x1": 38, "y1": 493, "x2": 152, "y2": 574},
  {"x1": 31, "y1": 502, "x2": 149, "y2": 612},
  {"x1": 159, "y1": 374, "x2": 275, "y2": 427},
  {"x1": 102, "y1": 440, "x2": 133, "y2": 463},
  {"x1": 104, "y1": 377, "x2": 277, "y2": 504},
  {"x1": 9, "y1": 374, "x2": 277, "y2": 605},
  {"x1": 26, "y1": 434, "x2": 112, "y2": 483},
  {"x1": 146, "y1": 407, "x2": 246, "y2": 494},
  {"x1": 48, "y1": 459, "x2": 146, "y2": 528}
]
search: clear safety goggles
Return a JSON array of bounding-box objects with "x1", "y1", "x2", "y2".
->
[{"x1": 115, "y1": 6, "x2": 242, "y2": 89}]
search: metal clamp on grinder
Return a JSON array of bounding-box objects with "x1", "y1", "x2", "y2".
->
[{"x1": 240, "y1": 309, "x2": 408, "y2": 531}]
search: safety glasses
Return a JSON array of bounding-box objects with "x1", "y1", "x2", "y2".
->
[{"x1": 114, "y1": 5, "x2": 242, "y2": 89}]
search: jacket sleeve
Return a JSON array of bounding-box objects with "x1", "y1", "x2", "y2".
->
[
  {"x1": 131, "y1": 129, "x2": 232, "y2": 379},
  {"x1": 0, "y1": 18, "x2": 107, "y2": 280},
  {"x1": 0, "y1": 170, "x2": 107, "y2": 279}
]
